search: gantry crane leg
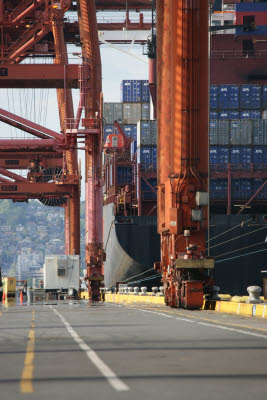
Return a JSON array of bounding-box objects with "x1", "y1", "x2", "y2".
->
[
  {"x1": 52, "y1": 11, "x2": 80, "y2": 257},
  {"x1": 78, "y1": 0, "x2": 104, "y2": 300},
  {"x1": 156, "y1": 0, "x2": 214, "y2": 309}
]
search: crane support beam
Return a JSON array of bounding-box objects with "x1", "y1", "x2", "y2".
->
[
  {"x1": 0, "y1": 155, "x2": 62, "y2": 169},
  {"x1": 0, "y1": 64, "x2": 79, "y2": 88},
  {"x1": 0, "y1": 182, "x2": 78, "y2": 195},
  {"x1": 0, "y1": 167, "x2": 29, "y2": 182},
  {"x1": 0, "y1": 108, "x2": 64, "y2": 141},
  {"x1": 0, "y1": 139, "x2": 64, "y2": 151}
]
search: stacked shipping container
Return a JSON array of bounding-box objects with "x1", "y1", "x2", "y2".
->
[
  {"x1": 103, "y1": 80, "x2": 150, "y2": 143},
  {"x1": 104, "y1": 80, "x2": 157, "y2": 202},
  {"x1": 210, "y1": 84, "x2": 267, "y2": 202},
  {"x1": 136, "y1": 120, "x2": 157, "y2": 201},
  {"x1": 105, "y1": 77, "x2": 266, "y2": 205}
]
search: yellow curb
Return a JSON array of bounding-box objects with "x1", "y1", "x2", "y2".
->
[
  {"x1": 105, "y1": 293, "x2": 165, "y2": 305},
  {"x1": 106, "y1": 295, "x2": 267, "y2": 319}
]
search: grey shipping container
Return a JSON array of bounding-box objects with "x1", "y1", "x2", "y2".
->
[
  {"x1": 209, "y1": 120, "x2": 219, "y2": 145},
  {"x1": 230, "y1": 120, "x2": 241, "y2": 145},
  {"x1": 230, "y1": 120, "x2": 252, "y2": 145},
  {"x1": 104, "y1": 103, "x2": 123, "y2": 124},
  {"x1": 240, "y1": 120, "x2": 252, "y2": 145},
  {"x1": 141, "y1": 103, "x2": 150, "y2": 120},
  {"x1": 113, "y1": 103, "x2": 123, "y2": 123},
  {"x1": 218, "y1": 120, "x2": 229, "y2": 145},
  {"x1": 104, "y1": 103, "x2": 114, "y2": 124},
  {"x1": 123, "y1": 103, "x2": 142, "y2": 124},
  {"x1": 137, "y1": 120, "x2": 157, "y2": 146},
  {"x1": 253, "y1": 120, "x2": 267, "y2": 146}
]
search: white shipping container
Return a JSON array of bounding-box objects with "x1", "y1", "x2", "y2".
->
[{"x1": 44, "y1": 255, "x2": 80, "y2": 290}]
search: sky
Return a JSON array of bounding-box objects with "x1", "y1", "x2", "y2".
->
[{"x1": 0, "y1": 40, "x2": 149, "y2": 200}]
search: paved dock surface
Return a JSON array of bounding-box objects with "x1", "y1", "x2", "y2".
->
[{"x1": 0, "y1": 300, "x2": 267, "y2": 399}]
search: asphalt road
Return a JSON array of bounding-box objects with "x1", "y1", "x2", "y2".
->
[{"x1": 0, "y1": 299, "x2": 267, "y2": 400}]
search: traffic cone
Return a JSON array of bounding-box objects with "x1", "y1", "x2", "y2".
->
[
  {"x1": 2, "y1": 291, "x2": 6, "y2": 302},
  {"x1": 20, "y1": 290, "x2": 23, "y2": 303}
]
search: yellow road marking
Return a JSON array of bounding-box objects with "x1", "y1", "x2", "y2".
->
[
  {"x1": 0, "y1": 311, "x2": 2, "y2": 317},
  {"x1": 128, "y1": 305, "x2": 267, "y2": 333},
  {"x1": 20, "y1": 310, "x2": 35, "y2": 393}
]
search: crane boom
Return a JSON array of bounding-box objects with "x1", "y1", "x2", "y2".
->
[{"x1": 113, "y1": 120, "x2": 132, "y2": 151}]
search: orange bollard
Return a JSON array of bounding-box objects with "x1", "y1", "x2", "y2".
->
[
  {"x1": 2, "y1": 291, "x2": 6, "y2": 302},
  {"x1": 20, "y1": 290, "x2": 23, "y2": 303}
]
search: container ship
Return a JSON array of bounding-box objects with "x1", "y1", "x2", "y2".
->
[
  {"x1": 103, "y1": 1, "x2": 267, "y2": 293},
  {"x1": 208, "y1": 0, "x2": 267, "y2": 295},
  {"x1": 103, "y1": 80, "x2": 160, "y2": 288}
]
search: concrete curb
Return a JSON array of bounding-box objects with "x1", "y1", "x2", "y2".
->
[{"x1": 105, "y1": 294, "x2": 267, "y2": 319}]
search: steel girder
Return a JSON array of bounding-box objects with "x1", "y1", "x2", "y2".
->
[{"x1": 0, "y1": 64, "x2": 79, "y2": 88}]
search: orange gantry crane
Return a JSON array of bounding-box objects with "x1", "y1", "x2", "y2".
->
[
  {"x1": 155, "y1": 0, "x2": 214, "y2": 309},
  {"x1": 0, "y1": 0, "x2": 214, "y2": 306},
  {"x1": 0, "y1": 0, "x2": 105, "y2": 300}
]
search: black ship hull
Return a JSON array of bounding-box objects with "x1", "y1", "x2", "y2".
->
[
  {"x1": 103, "y1": 203, "x2": 160, "y2": 288},
  {"x1": 210, "y1": 214, "x2": 267, "y2": 295}
]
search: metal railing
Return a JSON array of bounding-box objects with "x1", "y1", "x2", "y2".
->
[
  {"x1": 211, "y1": 50, "x2": 267, "y2": 59},
  {"x1": 210, "y1": 163, "x2": 267, "y2": 172},
  {"x1": 65, "y1": 13, "x2": 153, "y2": 25}
]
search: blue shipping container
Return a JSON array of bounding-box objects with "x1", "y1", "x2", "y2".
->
[
  {"x1": 240, "y1": 85, "x2": 261, "y2": 110},
  {"x1": 140, "y1": 178, "x2": 157, "y2": 200},
  {"x1": 240, "y1": 110, "x2": 251, "y2": 119},
  {"x1": 103, "y1": 125, "x2": 114, "y2": 140},
  {"x1": 210, "y1": 85, "x2": 218, "y2": 109},
  {"x1": 116, "y1": 166, "x2": 132, "y2": 184},
  {"x1": 218, "y1": 111, "x2": 229, "y2": 120},
  {"x1": 231, "y1": 179, "x2": 252, "y2": 200},
  {"x1": 123, "y1": 124, "x2": 137, "y2": 141},
  {"x1": 219, "y1": 85, "x2": 239, "y2": 110},
  {"x1": 262, "y1": 85, "x2": 267, "y2": 109},
  {"x1": 253, "y1": 179, "x2": 267, "y2": 199},
  {"x1": 229, "y1": 110, "x2": 240, "y2": 119},
  {"x1": 209, "y1": 147, "x2": 229, "y2": 165},
  {"x1": 230, "y1": 147, "x2": 252, "y2": 167},
  {"x1": 251, "y1": 110, "x2": 261, "y2": 119},
  {"x1": 210, "y1": 111, "x2": 218, "y2": 119},
  {"x1": 141, "y1": 80, "x2": 150, "y2": 102},
  {"x1": 253, "y1": 147, "x2": 267, "y2": 165},
  {"x1": 136, "y1": 146, "x2": 157, "y2": 170},
  {"x1": 209, "y1": 179, "x2": 227, "y2": 199},
  {"x1": 121, "y1": 80, "x2": 142, "y2": 102}
]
